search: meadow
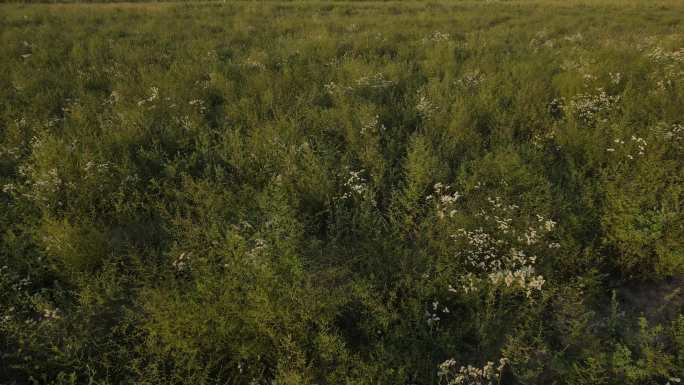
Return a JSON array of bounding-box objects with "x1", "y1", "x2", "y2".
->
[{"x1": 1, "y1": 1, "x2": 683, "y2": 384}]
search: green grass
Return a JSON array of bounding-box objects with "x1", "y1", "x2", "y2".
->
[{"x1": 1, "y1": 1, "x2": 683, "y2": 384}]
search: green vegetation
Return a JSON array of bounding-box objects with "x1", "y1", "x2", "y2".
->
[{"x1": 1, "y1": 1, "x2": 683, "y2": 384}]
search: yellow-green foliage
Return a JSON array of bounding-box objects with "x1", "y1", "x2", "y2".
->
[{"x1": 0, "y1": 1, "x2": 683, "y2": 384}]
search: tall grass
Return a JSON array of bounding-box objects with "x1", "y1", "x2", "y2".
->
[{"x1": 1, "y1": 1, "x2": 683, "y2": 384}]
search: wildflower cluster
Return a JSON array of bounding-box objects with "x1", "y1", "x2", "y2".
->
[
  {"x1": 563, "y1": 32, "x2": 584, "y2": 43},
  {"x1": 83, "y1": 161, "x2": 110, "y2": 178},
  {"x1": 172, "y1": 252, "x2": 191, "y2": 273},
  {"x1": 564, "y1": 88, "x2": 620, "y2": 125},
  {"x1": 41, "y1": 306, "x2": 61, "y2": 321},
  {"x1": 137, "y1": 86, "x2": 159, "y2": 107},
  {"x1": 425, "y1": 300, "x2": 449, "y2": 327},
  {"x1": 360, "y1": 114, "x2": 385, "y2": 135},
  {"x1": 246, "y1": 238, "x2": 268, "y2": 260},
  {"x1": 324, "y1": 73, "x2": 395, "y2": 96},
  {"x1": 189, "y1": 98, "x2": 207, "y2": 113},
  {"x1": 529, "y1": 30, "x2": 555, "y2": 51},
  {"x1": 434, "y1": 190, "x2": 556, "y2": 298},
  {"x1": 16, "y1": 164, "x2": 66, "y2": 207},
  {"x1": 438, "y1": 358, "x2": 509, "y2": 385},
  {"x1": 606, "y1": 135, "x2": 648, "y2": 160},
  {"x1": 453, "y1": 230, "x2": 547, "y2": 297},
  {"x1": 243, "y1": 56, "x2": 266, "y2": 70},
  {"x1": 647, "y1": 47, "x2": 684, "y2": 91},
  {"x1": 424, "y1": 31, "x2": 451, "y2": 43},
  {"x1": 457, "y1": 70, "x2": 485, "y2": 91},
  {"x1": 323, "y1": 81, "x2": 350, "y2": 95},
  {"x1": 661, "y1": 122, "x2": 683, "y2": 142},
  {"x1": 609, "y1": 72, "x2": 622, "y2": 85},
  {"x1": 354, "y1": 72, "x2": 395, "y2": 89},
  {"x1": 426, "y1": 183, "x2": 461, "y2": 220},
  {"x1": 647, "y1": 47, "x2": 684, "y2": 64},
  {"x1": 337, "y1": 169, "x2": 372, "y2": 202},
  {"x1": 416, "y1": 89, "x2": 437, "y2": 118},
  {"x1": 105, "y1": 90, "x2": 120, "y2": 105}
]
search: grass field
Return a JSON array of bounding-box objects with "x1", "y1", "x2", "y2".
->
[{"x1": 1, "y1": 1, "x2": 684, "y2": 384}]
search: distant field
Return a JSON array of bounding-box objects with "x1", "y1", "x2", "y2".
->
[{"x1": 1, "y1": 1, "x2": 683, "y2": 384}]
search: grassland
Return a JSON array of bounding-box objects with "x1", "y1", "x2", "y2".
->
[{"x1": 1, "y1": 1, "x2": 683, "y2": 384}]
